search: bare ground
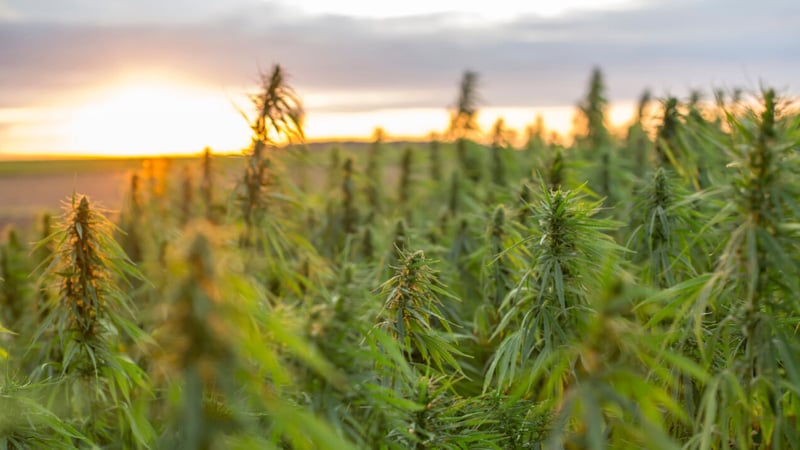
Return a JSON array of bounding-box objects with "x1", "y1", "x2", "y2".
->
[{"x1": 0, "y1": 170, "x2": 131, "y2": 230}]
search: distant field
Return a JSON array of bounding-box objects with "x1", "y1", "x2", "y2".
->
[
  {"x1": 0, "y1": 155, "x2": 244, "y2": 230},
  {"x1": 0, "y1": 158, "x2": 146, "y2": 176},
  {"x1": 0, "y1": 143, "x2": 425, "y2": 231},
  {"x1": 0, "y1": 163, "x2": 133, "y2": 230}
]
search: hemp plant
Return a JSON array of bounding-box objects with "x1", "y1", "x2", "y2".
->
[
  {"x1": 447, "y1": 171, "x2": 462, "y2": 218},
  {"x1": 376, "y1": 249, "x2": 462, "y2": 376},
  {"x1": 525, "y1": 272, "x2": 692, "y2": 450},
  {"x1": 486, "y1": 184, "x2": 624, "y2": 391},
  {"x1": 389, "y1": 219, "x2": 409, "y2": 267},
  {"x1": 576, "y1": 68, "x2": 614, "y2": 199},
  {"x1": 547, "y1": 146, "x2": 566, "y2": 190},
  {"x1": 515, "y1": 182, "x2": 533, "y2": 227},
  {"x1": 179, "y1": 166, "x2": 194, "y2": 227},
  {"x1": 341, "y1": 157, "x2": 358, "y2": 236},
  {"x1": 365, "y1": 128, "x2": 384, "y2": 211},
  {"x1": 398, "y1": 146, "x2": 414, "y2": 216},
  {"x1": 449, "y1": 70, "x2": 482, "y2": 182},
  {"x1": 118, "y1": 173, "x2": 144, "y2": 263},
  {"x1": 237, "y1": 64, "x2": 304, "y2": 243},
  {"x1": 576, "y1": 67, "x2": 609, "y2": 151},
  {"x1": 31, "y1": 195, "x2": 152, "y2": 447},
  {"x1": 471, "y1": 205, "x2": 524, "y2": 378},
  {"x1": 482, "y1": 206, "x2": 518, "y2": 310},
  {"x1": 655, "y1": 97, "x2": 681, "y2": 170},
  {"x1": 687, "y1": 89, "x2": 800, "y2": 448},
  {"x1": 0, "y1": 378, "x2": 92, "y2": 448},
  {"x1": 428, "y1": 133, "x2": 442, "y2": 182},
  {"x1": 490, "y1": 118, "x2": 509, "y2": 188},
  {"x1": 200, "y1": 147, "x2": 215, "y2": 221},
  {"x1": 524, "y1": 115, "x2": 547, "y2": 174},
  {"x1": 626, "y1": 89, "x2": 653, "y2": 179},
  {"x1": 156, "y1": 229, "x2": 352, "y2": 449},
  {"x1": 1, "y1": 229, "x2": 32, "y2": 332},
  {"x1": 628, "y1": 168, "x2": 701, "y2": 288},
  {"x1": 156, "y1": 232, "x2": 242, "y2": 449}
]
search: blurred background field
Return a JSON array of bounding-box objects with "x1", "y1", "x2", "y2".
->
[
  {"x1": 0, "y1": 158, "x2": 138, "y2": 228},
  {"x1": 0, "y1": 157, "x2": 230, "y2": 228},
  {"x1": 0, "y1": 143, "x2": 415, "y2": 229}
]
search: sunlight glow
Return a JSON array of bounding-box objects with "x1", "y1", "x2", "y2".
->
[
  {"x1": 305, "y1": 104, "x2": 635, "y2": 143},
  {"x1": 0, "y1": 80, "x2": 637, "y2": 158},
  {"x1": 63, "y1": 81, "x2": 251, "y2": 157}
]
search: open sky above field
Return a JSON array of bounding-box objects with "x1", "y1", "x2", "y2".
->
[{"x1": 0, "y1": 0, "x2": 798, "y2": 158}]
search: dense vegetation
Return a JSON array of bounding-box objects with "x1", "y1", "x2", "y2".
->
[{"x1": 1, "y1": 65, "x2": 799, "y2": 449}]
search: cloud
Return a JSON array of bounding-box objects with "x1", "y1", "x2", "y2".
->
[
  {"x1": 0, "y1": 0, "x2": 798, "y2": 115},
  {"x1": 0, "y1": 1, "x2": 18, "y2": 20},
  {"x1": 1, "y1": 0, "x2": 267, "y2": 25}
]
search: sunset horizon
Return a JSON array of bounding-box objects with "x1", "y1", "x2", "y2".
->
[
  {"x1": 2, "y1": 0, "x2": 797, "y2": 160},
  {"x1": 0, "y1": 91, "x2": 641, "y2": 159},
  {"x1": 0, "y1": 69, "x2": 644, "y2": 160}
]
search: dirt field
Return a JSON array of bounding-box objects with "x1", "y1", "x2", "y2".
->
[
  {"x1": 0, "y1": 154, "x2": 259, "y2": 232},
  {"x1": 0, "y1": 168, "x2": 132, "y2": 230},
  {"x1": 0, "y1": 144, "x2": 417, "y2": 233}
]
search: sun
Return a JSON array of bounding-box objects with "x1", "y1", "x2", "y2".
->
[{"x1": 64, "y1": 80, "x2": 251, "y2": 157}]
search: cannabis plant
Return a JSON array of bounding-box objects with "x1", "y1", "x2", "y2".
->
[
  {"x1": 1, "y1": 229, "x2": 32, "y2": 332},
  {"x1": 628, "y1": 168, "x2": 703, "y2": 287},
  {"x1": 449, "y1": 71, "x2": 482, "y2": 183},
  {"x1": 365, "y1": 128, "x2": 384, "y2": 211},
  {"x1": 687, "y1": 89, "x2": 800, "y2": 448},
  {"x1": 486, "y1": 184, "x2": 624, "y2": 391},
  {"x1": 376, "y1": 249, "x2": 462, "y2": 375},
  {"x1": 32, "y1": 195, "x2": 152, "y2": 447},
  {"x1": 341, "y1": 157, "x2": 358, "y2": 236},
  {"x1": 237, "y1": 64, "x2": 304, "y2": 241}
]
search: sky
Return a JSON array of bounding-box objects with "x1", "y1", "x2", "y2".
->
[{"x1": 0, "y1": 0, "x2": 798, "y2": 157}]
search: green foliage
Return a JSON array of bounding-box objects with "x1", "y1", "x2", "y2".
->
[
  {"x1": 687, "y1": 89, "x2": 800, "y2": 448},
  {"x1": 200, "y1": 147, "x2": 215, "y2": 221},
  {"x1": 628, "y1": 168, "x2": 704, "y2": 287},
  {"x1": 0, "y1": 379, "x2": 92, "y2": 448},
  {"x1": 398, "y1": 146, "x2": 414, "y2": 211},
  {"x1": 626, "y1": 89, "x2": 653, "y2": 179},
  {"x1": 656, "y1": 97, "x2": 681, "y2": 169},
  {"x1": 342, "y1": 157, "x2": 358, "y2": 235},
  {"x1": 486, "y1": 184, "x2": 623, "y2": 391},
  {"x1": 449, "y1": 71, "x2": 484, "y2": 184},
  {"x1": 4, "y1": 68, "x2": 800, "y2": 449},
  {"x1": 489, "y1": 119, "x2": 509, "y2": 189},
  {"x1": 429, "y1": 136, "x2": 442, "y2": 182},
  {"x1": 365, "y1": 128, "x2": 384, "y2": 212},
  {"x1": 1, "y1": 228, "x2": 33, "y2": 331},
  {"x1": 237, "y1": 64, "x2": 304, "y2": 244},
  {"x1": 577, "y1": 67, "x2": 609, "y2": 149},
  {"x1": 377, "y1": 249, "x2": 462, "y2": 375},
  {"x1": 245, "y1": 64, "x2": 304, "y2": 146},
  {"x1": 31, "y1": 195, "x2": 152, "y2": 447}
]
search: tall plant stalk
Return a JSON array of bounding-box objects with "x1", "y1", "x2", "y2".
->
[{"x1": 32, "y1": 195, "x2": 152, "y2": 447}]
